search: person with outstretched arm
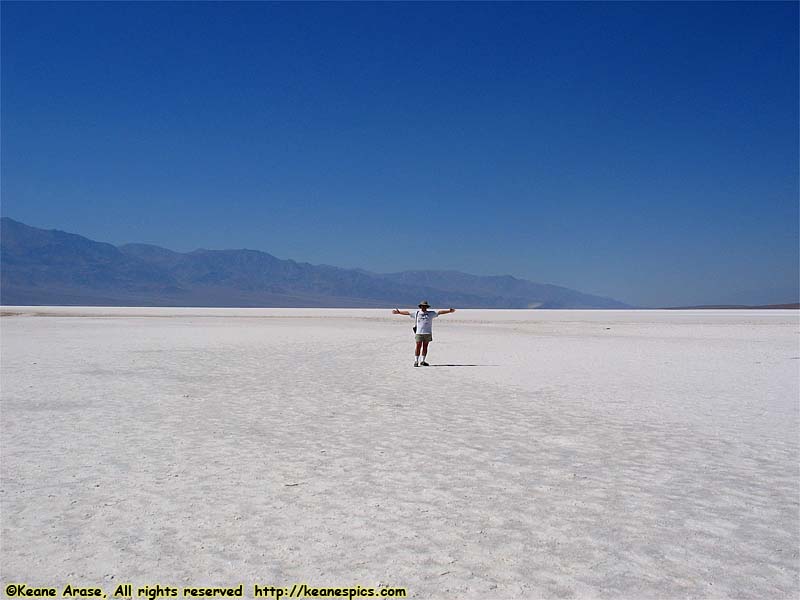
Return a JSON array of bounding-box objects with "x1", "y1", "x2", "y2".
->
[{"x1": 392, "y1": 301, "x2": 456, "y2": 367}]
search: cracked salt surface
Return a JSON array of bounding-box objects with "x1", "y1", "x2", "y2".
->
[{"x1": 1, "y1": 308, "x2": 798, "y2": 599}]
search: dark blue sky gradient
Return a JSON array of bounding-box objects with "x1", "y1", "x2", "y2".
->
[{"x1": 3, "y1": 1, "x2": 798, "y2": 306}]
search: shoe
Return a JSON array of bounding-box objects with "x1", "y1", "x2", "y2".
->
[
  {"x1": 413, "y1": 362, "x2": 419, "y2": 367},
  {"x1": 420, "y1": 361, "x2": 430, "y2": 366}
]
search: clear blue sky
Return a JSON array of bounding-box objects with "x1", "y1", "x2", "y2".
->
[{"x1": 2, "y1": 1, "x2": 798, "y2": 307}]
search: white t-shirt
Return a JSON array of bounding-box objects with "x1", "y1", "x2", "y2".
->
[{"x1": 411, "y1": 309, "x2": 438, "y2": 334}]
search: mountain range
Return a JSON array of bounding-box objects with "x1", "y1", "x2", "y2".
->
[{"x1": 0, "y1": 218, "x2": 630, "y2": 308}]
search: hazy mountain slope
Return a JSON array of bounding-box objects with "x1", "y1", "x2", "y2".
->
[
  {"x1": 121, "y1": 246, "x2": 490, "y2": 306},
  {"x1": 379, "y1": 270, "x2": 629, "y2": 309},
  {"x1": 1, "y1": 218, "x2": 182, "y2": 294},
  {"x1": 1, "y1": 218, "x2": 630, "y2": 308}
]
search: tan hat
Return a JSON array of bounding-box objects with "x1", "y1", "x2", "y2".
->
[{"x1": 418, "y1": 300, "x2": 430, "y2": 308}]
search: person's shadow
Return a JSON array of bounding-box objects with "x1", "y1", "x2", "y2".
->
[{"x1": 429, "y1": 364, "x2": 495, "y2": 367}]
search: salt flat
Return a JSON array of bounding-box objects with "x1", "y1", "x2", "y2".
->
[{"x1": 1, "y1": 308, "x2": 798, "y2": 599}]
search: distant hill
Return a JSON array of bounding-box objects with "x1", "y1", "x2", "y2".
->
[
  {"x1": 663, "y1": 303, "x2": 800, "y2": 310},
  {"x1": 0, "y1": 217, "x2": 630, "y2": 308}
]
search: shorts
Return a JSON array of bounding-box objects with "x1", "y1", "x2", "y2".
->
[{"x1": 415, "y1": 333, "x2": 433, "y2": 343}]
